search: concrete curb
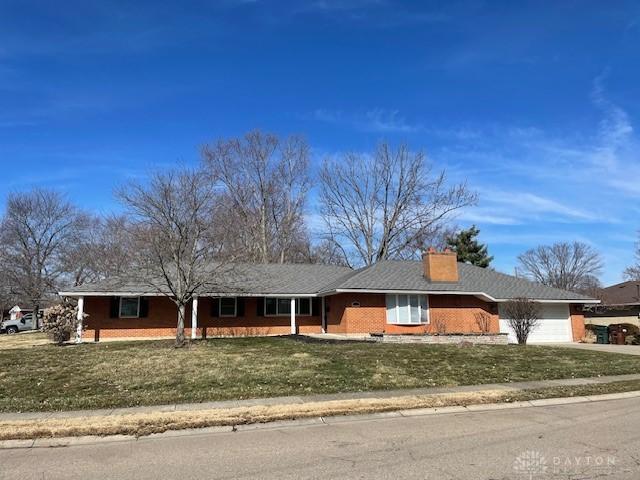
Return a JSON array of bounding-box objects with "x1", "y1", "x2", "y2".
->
[{"x1": 2, "y1": 389, "x2": 639, "y2": 450}]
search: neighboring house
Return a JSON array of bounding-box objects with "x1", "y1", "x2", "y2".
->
[
  {"x1": 59, "y1": 249, "x2": 597, "y2": 343},
  {"x1": 8, "y1": 306, "x2": 34, "y2": 321},
  {"x1": 584, "y1": 281, "x2": 640, "y2": 329}
]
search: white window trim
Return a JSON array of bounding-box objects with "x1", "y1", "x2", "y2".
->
[
  {"x1": 119, "y1": 296, "x2": 141, "y2": 318},
  {"x1": 386, "y1": 294, "x2": 429, "y2": 325},
  {"x1": 219, "y1": 297, "x2": 238, "y2": 317},
  {"x1": 264, "y1": 298, "x2": 312, "y2": 317}
]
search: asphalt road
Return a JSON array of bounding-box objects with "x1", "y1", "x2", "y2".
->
[{"x1": 2, "y1": 397, "x2": 639, "y2": 480}]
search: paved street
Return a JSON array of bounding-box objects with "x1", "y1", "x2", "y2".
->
[{"x1": 1, "y1": 397, "x2": 639, "y2": 479}]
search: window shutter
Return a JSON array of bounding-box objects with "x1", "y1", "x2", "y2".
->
[
  {"x1": 237, "y1": 297, "x2": 245, "y2": 317},
  {"x1": 311, "y1": 298, "x2": 320, "y2": 317},
  {"x1": 110, "y1": 297, "x2": 120, "y2": 318},
  {"x1": 139, "y1": 297, "x2": 149, "y2": 318},
  {"x1": 256, "y1": 297, "x2": 264, "y2": 316},
  {"x1": 210, "y1": 298, "x2": 219, "y2": 317}
]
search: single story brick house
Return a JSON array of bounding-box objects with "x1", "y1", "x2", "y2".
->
[
  {"x1": 59, "y1": 250, "x2": 597, "y2": 343},
  {"x1": 584, "y1": 280, "x2": 640, "y2": 330}
]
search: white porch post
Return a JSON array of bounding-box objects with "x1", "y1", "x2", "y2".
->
[
  {"x1": 321, "y1": 296, "x2": 326, "y2": 333},
  {"x1": 75, "y1": 296, "x2": 84, "y2": 344},
  {"x1": 191, "y1": 296, "x2": 199, "y2": 340},
  {"x1": 290, "y1": 297, "x2": 296, "y2": 335}
]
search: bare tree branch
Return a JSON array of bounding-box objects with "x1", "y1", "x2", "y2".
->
[
  {"x1": 201, "y1": 130, "x2": 311, "y2": 264},
  {"x1": 517, "y1": 242, "x2": 603, "y2": 293},
  {"x1": 318, "y1": 142, "x2": 477, "y2": 267}
]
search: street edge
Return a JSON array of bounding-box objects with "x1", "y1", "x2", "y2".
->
[{"x1": 2, "y1": 389, "x2": 639, "y2": 450}]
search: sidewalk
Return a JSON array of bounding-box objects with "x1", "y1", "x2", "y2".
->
[
  {"x1": 3, "y1": 373, "x2": 640, "y2": 422},
  {"x1": 539, "y1": 343, "x2": 640, "y2": 356}
]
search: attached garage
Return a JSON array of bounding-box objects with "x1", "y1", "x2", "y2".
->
[{"x1": 499, "y1": 303, "x2": 572, "y2": 343}]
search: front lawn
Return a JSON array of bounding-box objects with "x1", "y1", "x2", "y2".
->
[{"x1": 2, "y1": 335, "x2": 640, "y2": 412}]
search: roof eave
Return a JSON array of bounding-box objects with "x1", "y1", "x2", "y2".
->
[{"x1": 325, "y1": 288, "x2": 599, "y2": 304}]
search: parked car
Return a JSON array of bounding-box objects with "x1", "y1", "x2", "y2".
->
[{"x1": 0, "y1": 313, "x2": 34, "y2": 334}]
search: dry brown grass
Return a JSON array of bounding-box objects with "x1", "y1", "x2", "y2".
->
[
  {"x1": 0, "y1": 390, "x2": 510, "y2": 440},
  {"x1": 0, "y1": 332, "x2": 49, "y2": 350}
]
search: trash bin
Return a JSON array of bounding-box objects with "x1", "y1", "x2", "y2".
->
[
  {"x1": 609, "y1": 324, "x2": 629, "y2": 345},
  {"x1": 594, "y1": 325, "x2": 609, "y2": 344}
]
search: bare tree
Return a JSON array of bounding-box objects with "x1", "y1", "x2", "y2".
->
[
  {"x1": 517, "y1": 242, "x2": 603, "y2": 292},
  {"x1": 624, "y1": 265, "x2": 640, "y2": 281},
  {"x1": 624, "y1": 233, "x2": 640, "y2": 281},
  {"x1": 61, "y1": 214, "x2": 137, "y2": 286},
  {"x1": 117, "y1": 168, "x2": 223, "y2": 346},
  {"x1": 201, "y1": 130, "x2": 311, "y2": 263},
  {"x1": 307, "y1": 240, "x2": 350, "y2": 266},
  {"x1": 318, "y1": 142, "x2": 477, "y2": 267},
  {"x1": 502, "y1": 298, "x2": 540, "y2": 345},
  {"x1": 0, "y1": 189, "x2": 84, "y2": 329}
]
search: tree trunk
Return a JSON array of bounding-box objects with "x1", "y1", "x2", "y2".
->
[
  {"x1": 175, "y1": 303, "x2": 186, "y2": 346},
  {"x1": 32, "y1": 303, "x2": 39, "y2": 330}
]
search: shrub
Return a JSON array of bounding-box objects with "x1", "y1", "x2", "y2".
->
[
  {"x1": 42, "y1": 303, "x2": 83, "y2": 345},
  {"x1": 474, "y1": 311, "x2": 492, "y2": 333},
  {"x1": 502, "y1": 297, "x2": 540, "y2": 345},
  {"x1": 432, "y1": 315, "x2": 447, "y2": 334}
]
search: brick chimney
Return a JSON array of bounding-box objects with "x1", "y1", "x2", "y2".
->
[{"x1": 422, "y1": 247, "x2": 459, "y2": 283}]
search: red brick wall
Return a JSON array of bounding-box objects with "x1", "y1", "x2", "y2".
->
[
  {"x1": 570, "y1": 305, "x2": 586, "y2": 342},
  {"x1": 325, "y1": 293, "x2": 499, "y2": 335},
  {"x1": 82, "y1": 296, "x2": 322, "y2": 340}
]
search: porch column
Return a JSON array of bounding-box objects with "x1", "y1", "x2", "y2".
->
[
  {"x1": 321, "y1": 296, "x2": 326, "y2": 333},
  {"x1": 75, "y1": 296, "x2": 84, "y2": 344},
  {"x1": 290, "y1": 297, "x2": 296, "y2": 335},
  {"x1": 191, "y1": 296, "x2": 199, "y2": 340}
]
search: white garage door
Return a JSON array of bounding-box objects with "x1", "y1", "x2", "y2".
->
[{"x1": 499, "y1": 303, "x2": 572, "y2": 343}]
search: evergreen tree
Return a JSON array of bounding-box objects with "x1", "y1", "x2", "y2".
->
[{"x1": 446, "y1": 225, "x2": 493, "y2": 268}]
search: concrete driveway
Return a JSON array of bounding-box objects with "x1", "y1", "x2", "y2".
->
[
  {"x1": 541, "y1": 342, "x2": 640, "y2": 355},
  {"x1": 2, "y1": 397, "x2": 639, "y2": 479}
]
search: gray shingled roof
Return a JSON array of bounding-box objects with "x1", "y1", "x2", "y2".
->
[
  {"x1": 324, "y1": 260, "x2": 593, "y2": 301},
  {"x1": 599, "y1": 281, "x2": 640, "y2": 305},
  {"x1": 60, "y1": 260, "x2": 595, "y2": 302},
  {"x1": 61, "y1": 263, "x2": 354, "y2": 296}
]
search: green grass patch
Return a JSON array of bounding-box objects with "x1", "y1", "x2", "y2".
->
[{"x1": 1, "y1": 336, "x2": 640, "y2": 412}]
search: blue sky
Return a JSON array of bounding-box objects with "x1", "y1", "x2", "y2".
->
[{"x1": 1, "y1": 0, "x2": 639, "y2": 284}]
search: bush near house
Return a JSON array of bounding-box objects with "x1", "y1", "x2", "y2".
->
[{"x1": 41, "y1": 303, "x2": 81, "y2": 345}]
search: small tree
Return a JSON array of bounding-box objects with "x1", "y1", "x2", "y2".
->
[
  {"x1": 446, "y1": 225, "x2": 493, "y2": 268},
  {"x1": 117, "y1": 168, "x2": 224, "y2": 347},
  {"x1": 502, "y1": 298, "x2": 540, "y2": 345},
  {"x1": 42, "y1": 303, "x2": 83, "y2": 345}
]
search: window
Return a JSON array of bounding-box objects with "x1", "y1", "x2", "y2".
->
[
  {"x1": 265, "y1": 298, "x2": 312, "y2": 316},
  {"x1": 385, "y1": 294, "x2": 428, "y2": 325},
  {"x1": 219, "y1": 297, "x2": 237, "y2": 317},
  {"x1": 298, "y1": 298, "x2": 311, "y2": 316},
  {"x1": 265, "y1": 298, "x2": 278, "y2": 316},
  {"x1": 119, "y1": 297, "x2": 140, "y2": 318}
]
